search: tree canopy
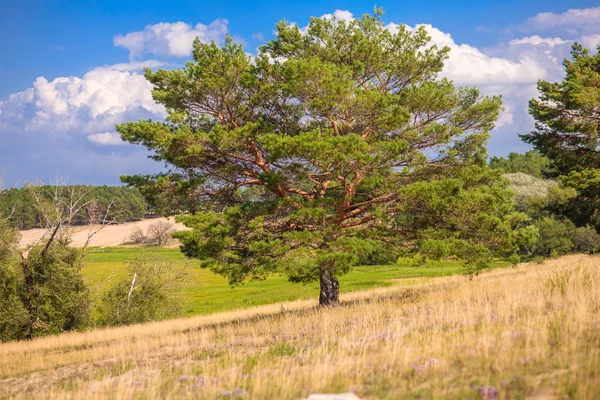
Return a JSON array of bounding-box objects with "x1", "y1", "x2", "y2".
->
[
  {"x1": 521, "y1": 44, "x2": 600, "y2": 230},
  {"x1": 489, "y1": 150, "x2": 549, "y2": 178},
  {"x1": 119, "y1": 11, "x2": 530, "y2": 305}
]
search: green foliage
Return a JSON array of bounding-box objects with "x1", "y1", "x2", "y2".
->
[
  {"x1": 96, "y1": 255, "x2": 185, "y2": 326},
  {"x1": 119, "y1": 11, "x2": 521, "y2": 299},
  {"x1": 490, "y1": 150, "x2": 550, "y2": 178},
  {"x1": 504, "y1": 172, "x2": 577, "y2": 222},
  {"x1": 0, "y1": 185, "x2": 146, "y2": 230},
  {"x1": 0, "y1": 240, "x2": 90, "y2": 341},
  {"x1": 0, "y1": 218, "x2": 19, "y2": 265},
  {"x1": 521, "y1": 44, "x2": 600, "y2": 231},
  {"x1": 559, "y1": 169, "x2": 600, "y2": 229},
  {"x1": 572, "y1": 226, "x2": 600, "y2": 253},
  {"x1": 533, "y1": 217, "x2": 574, "y2": 257}
]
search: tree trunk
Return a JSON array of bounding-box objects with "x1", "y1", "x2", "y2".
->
[{"x1": 319, "y1": 268, "x2": 339, "y2": 307}]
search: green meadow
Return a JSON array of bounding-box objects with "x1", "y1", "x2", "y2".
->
[{"x1": 83, "y1": 247, "x2": 478, "y2": 316}]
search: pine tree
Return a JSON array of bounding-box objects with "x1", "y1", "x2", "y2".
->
[{"x1": 119, "y1": 10, "x2": 529, "y2": 305}]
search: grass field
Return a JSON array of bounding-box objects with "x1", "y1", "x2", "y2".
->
[
  {"x1": 1, "y1": 254, "x2": 598, "y2": 399},
  {"x1": 83, "y1": 247, "x2": 473, "y2": 316}
]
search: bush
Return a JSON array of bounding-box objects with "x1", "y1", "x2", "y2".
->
[
  {"x1": 0, "y1": 241, "x2": 91, "y2": 341},
  {"x1": 533, "y1": 217, "x2": 574, "y2": 257},
  {"x1": 96, "y1": 255, "x2": 186, "y2": 326},
  {"x1": 128, "y1": 226, "x2": 147, "y2": 244},
  {"x1": 572, "y1": 226, "x2": 600, "y2": 253},
  {"x1": 356, "y1": 241, "x2": 398, "y2": 265}
]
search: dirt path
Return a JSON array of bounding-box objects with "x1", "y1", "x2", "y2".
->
[{"x1": 18, "y1": 217, "x2": 188, "y2": 248}]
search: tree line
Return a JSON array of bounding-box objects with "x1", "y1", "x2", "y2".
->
[{"x1": 0, "y1": 185, "x2": 147, "y2": 230}]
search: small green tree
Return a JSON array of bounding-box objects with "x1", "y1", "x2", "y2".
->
[
  {"x1": 533, "y1": 217, "x2": 574, "y2": 257},
  {"x1": 96, "y1": 255, "x2": 185, "y2": 326},
  {"x1": 119, "y1": 11, "x2": 530, "y2": 305}
]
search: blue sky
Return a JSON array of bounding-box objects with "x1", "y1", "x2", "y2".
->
[{"x1": 1, "y1": 0, "x2": 600, "y2": 186}]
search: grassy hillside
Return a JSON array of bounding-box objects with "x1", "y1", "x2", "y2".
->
[
  {"x1": 83, "y1": 247, "x2": 469, "y2": 315},
  {"x1": 1, "y1": 254, "x2": 598, "y2": 399}
]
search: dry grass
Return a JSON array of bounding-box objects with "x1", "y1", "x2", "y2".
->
[{"x1": 1, "y1": 254, "x2": 599, "y2": 399}]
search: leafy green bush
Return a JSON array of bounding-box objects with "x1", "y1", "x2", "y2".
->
[
  {"x1": 96, "y1": 255, "x2": 186, "y2": 327},
  {"x1": 0, "y1": 240, "x2": 91, "y2": 341},
  {"x1": 533, "y1": 217, "x2": 574, "y2": 257}
]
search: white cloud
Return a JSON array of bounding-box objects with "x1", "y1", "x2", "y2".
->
[
  {"x1": 581, "y1": 34, "x2": 600, "y2": 49},
  {"x1": 519, "y1": 6, "x2": 600, "y2": 34},
  {"x1": 321, "y1": 10, "x2": 354, "y2": 23},
  {"x1": 509, "y1": 35, "x2": 569, "y2": 47},
  {"x1": 0, "y1": 66, "x2": 165, "y2": 184},
  {"x1": 385, "y1": 23, "x2": 547, "y2": 86},
  {"x1": 23, "y1": 67, "x2": 164, "y2": 130},
  {"x1": 114, "y1": 19, "x2": 229, "y2": 59},
  {"x1": 87, "y1": 132, "x2": 126, "y2": 146}
]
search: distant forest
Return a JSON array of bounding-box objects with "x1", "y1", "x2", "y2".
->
[{"x1": 0, "y1": 186, "x2": 147, "y2": 229}]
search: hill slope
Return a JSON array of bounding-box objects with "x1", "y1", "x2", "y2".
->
[{"x1": 1, "y1": 255, "x2": 599, "y2": 399}]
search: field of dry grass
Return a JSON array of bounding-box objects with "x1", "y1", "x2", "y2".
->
[{"x1": 1, "y1": 254, "x2": 599, "y2": 399}]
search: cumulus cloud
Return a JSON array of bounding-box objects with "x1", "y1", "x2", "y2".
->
[
  {"x1": 0, "y1": 65, "x2": 166, "y2": 135},
  {"x1": 385, "y1": 23, "x2": 547, "y2": 87},
  {"x1": 517, "y1": 6, "x2": 600, "y2": 34},
  {"x1": 114, "y1": 19, "x2": 229, "y2": 59},
  {"x1": 0, "y1": 65, "x2": 166, "y2": 184}
]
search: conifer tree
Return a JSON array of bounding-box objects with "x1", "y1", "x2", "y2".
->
[{"x1": 119, "y1": 11, "x2": 530, "y2": 305}]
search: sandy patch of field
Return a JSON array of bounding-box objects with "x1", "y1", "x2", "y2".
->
[{"x1": 18, "y1": 217, "x2": 188, "y2": 248}]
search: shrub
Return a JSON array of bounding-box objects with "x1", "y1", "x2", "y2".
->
[
  {"x1": 572, "y1": 226, "x2": 600, "y2": 253},
  {"x1": 533, "y1": 217, "x2": 574, "y2": 257},
  {"x1": 0, "y1": 241, "x2": 91, "y2": 341},
  {"x1": 96, "y1": 255, "x2": 186, "y2": 326},
  {"x1": 128, "y1": 226, "x2": 147, "y2": 244}
]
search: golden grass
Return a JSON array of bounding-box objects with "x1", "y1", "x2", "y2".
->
[{"x1": 1, "y1": 254, "x2": 599, "y2": 399}]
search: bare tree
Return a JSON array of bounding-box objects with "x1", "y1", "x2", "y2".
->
[
  {"x1": 22, "y1": 179, "x2": 92, "y2": 258},
  {"x1": 128, "y1": 226, "x2": 147, "y2": 244},
  {"x1": 148, "y1": 220, "x2": 174, "y2": 247},
  {"x1": 78, "y1": 200, "x2": 116, "y2": 265}
]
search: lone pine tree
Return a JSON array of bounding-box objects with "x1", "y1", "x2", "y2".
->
[{"x1": 118, "y1": 11, "x2": 530, "y2": 306}]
